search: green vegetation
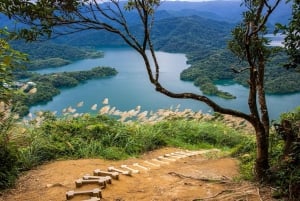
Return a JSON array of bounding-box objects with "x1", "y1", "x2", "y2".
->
[
  {"x1": 193, "y1": 76, "x2": 236, "y2": 99},
  {"x1": 269, "y1": 107, "x2": 300, "y2": 200},
  {"x1": 0, "y1": 113, "x2": 19, "y2": 189},
  {"x1": 11, "y1": 41, "x2": 104, "y2": 70},
  {"x1": 231, "y1": 107, "x2": 300, "y2": 200},
  {"x1": 30, "y1": 66, "x2": 118, "y2": 87},
  {"x1": 275, "y1": 0, "x2": 300, "y2": 67},
  {"x1": 0, "y1": 28, "x2": 28, "y2": 103},
  {"x1": 182, "y1": 49, "x2": 300, "y2": 95},
  {"x1": 152, "y1": 16, "x2": 231, "y2": 53},
  {"x1": 0, "y1": 107, "x2": 255, "y2": 190},
  {"x1": 11, "y1": 67, "x2": 118, "y2": 116},
  {"x1": 48, "y1": 15, "x2": 232, "y2": 53},
  {"x1": 0, "y1": 30, "x2": 27, "y2": 189},
  {"x1": 2, "y1": 103, "x2": 299, "y2": 200},
  {"x1": 28, "y1": 58, "x2": 71, "y2": 69},
  {"x1": 181, "y1": 49, "x2": 240, "y2": 97}
]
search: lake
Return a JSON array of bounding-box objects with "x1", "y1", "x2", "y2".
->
[{"x1": 30, "y1": 47, "x2": 300, "y2": 120}]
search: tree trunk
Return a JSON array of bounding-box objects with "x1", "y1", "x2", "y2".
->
[{"x1": 253, "y1": 123, "x2": 270, "y2": 180}]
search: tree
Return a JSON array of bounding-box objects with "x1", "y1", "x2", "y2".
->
[
  {"x1": 0, "y1": 28, "x2": 27, "y2": 189},
  {"x1": 0, "y1": 28, "x2": 27, "y2": 103},
  {"x1": 276, "y1": 0, "x2": 300, "y2": 67},
  {"x1": 0, "y1": 0, "x2": 292, "y2": 180}
]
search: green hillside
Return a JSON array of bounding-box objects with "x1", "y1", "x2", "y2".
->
[
  {"x1": 152, "y1": 16, "x2": 232, "y2": 53},
  {"x1": 11, "y1": 41, "x2": 104, "y2": 70},
  {"x1": 182, "y1": 49, "x2": 300, "y2": 94}
]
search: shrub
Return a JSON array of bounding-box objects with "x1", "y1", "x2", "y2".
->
[
  {"x1": 0, "y1": 112, "x2": 19, "y2": 189},
  {"x1": 101, "y1": 147, "x2": 128, "y2": 160},
  {"x1": 154, "y1": 119, "x2": 254, "y2": 150},
  {"x1": 270, "y1": 107, "x2": 300, "y2": 200}
]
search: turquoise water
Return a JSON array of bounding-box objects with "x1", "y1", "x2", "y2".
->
[{"x1": 30, "y1": 47, "x2": 300, "y2": 120}]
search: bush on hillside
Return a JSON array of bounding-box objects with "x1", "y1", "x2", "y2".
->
[
  {"x1": 0, "y1": 111, "x2": 19, "y2": 190},
  {"x1": 270, "y1": 107, "x2": 300, "y2": 200}
]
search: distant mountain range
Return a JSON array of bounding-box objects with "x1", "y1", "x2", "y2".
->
[
  {"x1": 52, "y1": 15, "x2": 233, "y2": 53},
  {"x1": 0, "y1": 0, "x2": 291, "y2": 31},
  {"x1": 156, "y1": 1, "x2": 291, "y2": 25}
]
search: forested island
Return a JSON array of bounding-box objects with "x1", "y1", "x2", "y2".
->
[{"x1": 12, "y1": 67, "x2": 118, "y2": 116}]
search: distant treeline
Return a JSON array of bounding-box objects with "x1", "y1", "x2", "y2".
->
[
  {"x1": 12, "y1": 67, "x2": 118, "y2": 116},
  {"x1": 12, "y1": 41, "x2": 104, "y2": 70}
]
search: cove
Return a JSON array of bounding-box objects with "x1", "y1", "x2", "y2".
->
[{"x1": 30, "y1": 47, "x2": 300, "y2": 120}]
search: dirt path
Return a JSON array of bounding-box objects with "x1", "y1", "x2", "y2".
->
[{"x1": 0, "y1": 148, "x2": 271, "y2": 201}]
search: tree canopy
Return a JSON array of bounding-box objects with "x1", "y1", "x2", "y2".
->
[
  {"x1": 0, "y1": 28, "x2": 27, "y2": 103},
  {"x1": 276, "y1": 0, "x2": 300, "y2": 67}
]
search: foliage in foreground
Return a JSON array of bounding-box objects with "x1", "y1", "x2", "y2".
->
[
  {"x1": 269, "y1": 107, "x2": 300, "y2": 200},
  {"x1": 235, "y1": 106, "x2": 300, "y2": 200},
  {"x1": 0, "y1": 28, "x2": 28, "y2": 104},
  {"x1": 19, "y1": 111, "x2": 253, "y2": 164},
  {"x1": 0, "y1": 107, "x2": 19, "y2": 190},
  {"x1": 2, "y1": 104, "x2": 299, "y2": 200},
  {"x1": 0, "y1": 104, "x2": 255, "y2": 190}
]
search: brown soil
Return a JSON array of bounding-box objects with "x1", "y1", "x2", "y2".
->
[{"x1": 0, "y1": 148, "x2": 273, "y2": 201}]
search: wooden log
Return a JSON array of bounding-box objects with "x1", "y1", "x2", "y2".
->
[{"x1": 66, "y1": 188, "x2": 102, "y2": 200}]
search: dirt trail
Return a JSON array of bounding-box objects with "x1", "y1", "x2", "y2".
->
[{"x1": 0, "y1": 148, "x2": 272, "y2": 201}]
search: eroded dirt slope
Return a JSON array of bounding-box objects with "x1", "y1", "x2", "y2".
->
[{"x1": 0, "y1": 148, "x2": 272, "y2": 201}]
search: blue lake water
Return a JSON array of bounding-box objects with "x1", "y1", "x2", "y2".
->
[{"x1": 30, "y1": 47, "x2": 300, "y2": 120}]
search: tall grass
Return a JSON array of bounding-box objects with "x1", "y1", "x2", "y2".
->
[
  {"x1": 3, "y1": 99, "x2": 256, "y2": 189},
  {"x1": 4, "y1": 99, "x2": 299, "y2": 200},
  {"x1": 0, "y1": 108, "x2": 19, "y2": 189},
  {"x1": 18, "y1": 99, "x2": 255, "y2": 165}
]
